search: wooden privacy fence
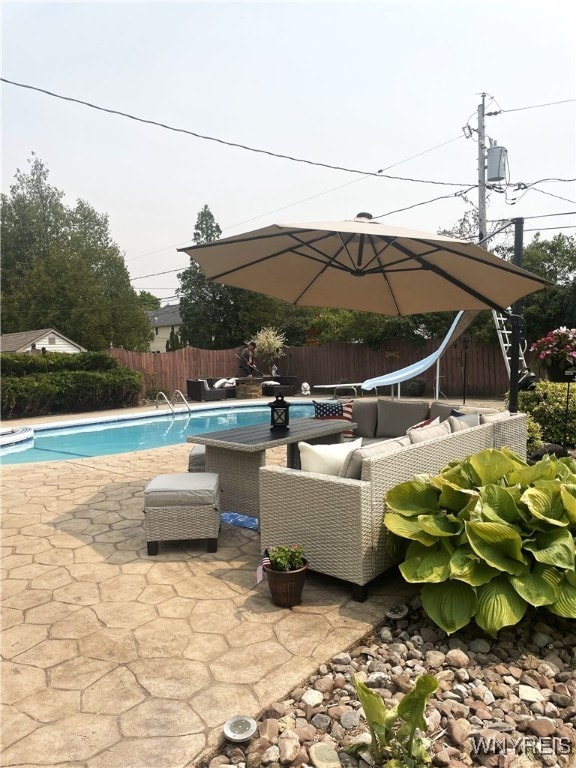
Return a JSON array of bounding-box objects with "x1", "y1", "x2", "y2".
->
[{"x1": 110, "y1": 338, "x2": 510, "y2": 399}]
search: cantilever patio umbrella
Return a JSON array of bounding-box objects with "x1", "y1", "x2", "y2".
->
[{"x1": 178, "y1": 214, "x2": 550, "y2": 316}]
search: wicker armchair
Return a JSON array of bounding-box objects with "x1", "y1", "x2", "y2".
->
[{"x1": 186, "y1": 379, "x2": 228, "y2": 402}]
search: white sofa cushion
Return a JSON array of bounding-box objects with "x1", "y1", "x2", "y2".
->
[
  {"x1": 299, "y1": 438, "x2": 362, "y2": 476},
  {"x1": 339, "y1": 436, "x2": 410, "y2": 480},
  {"x1": 408, "y1": 420, "x2": 451, "y2": 443}
]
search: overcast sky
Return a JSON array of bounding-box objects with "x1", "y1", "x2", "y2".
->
[{"x1": 3, "y1": 0, "x2": 575, "y2": 303}]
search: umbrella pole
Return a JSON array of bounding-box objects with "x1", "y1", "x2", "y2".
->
[{"x1": 508, "y1": 218, "x2": 524, "y2": 414}]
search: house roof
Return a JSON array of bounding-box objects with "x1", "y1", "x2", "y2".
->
[
  {"x1": 0, "y1": 328, "x2": 86, "y2": 353},
  {"x1": 145, "y1": 304, "x2": 182, "y2": 327}
]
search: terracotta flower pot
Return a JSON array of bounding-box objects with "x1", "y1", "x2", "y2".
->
[{"x1": 264, "y1": 561, "x2": 308, "y2": 607}]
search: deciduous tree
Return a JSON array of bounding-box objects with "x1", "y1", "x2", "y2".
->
[{"x1": 1, "y1": 155, "x2": 152, "y2": 351}]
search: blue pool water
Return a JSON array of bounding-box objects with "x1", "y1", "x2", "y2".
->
[{"x1": 0, "y1": 404, "x2": 315, "y2": 465}]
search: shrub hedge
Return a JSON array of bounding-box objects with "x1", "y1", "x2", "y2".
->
[
  {"x1": 518, "y1": 380, "x2": 576, "y2": 447},
  {"x1": 0, "y1": 358, "x2": 142, "y2": 419},
  {"x1": 1, "y1": 351, "x2": 118, "y2": 377}
]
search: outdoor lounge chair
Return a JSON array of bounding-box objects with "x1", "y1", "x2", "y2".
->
[{"x1": 186, "y1": 379, "x2": 228, "y2": 402}]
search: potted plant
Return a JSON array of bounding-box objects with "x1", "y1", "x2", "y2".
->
[
  {"x1": 406, "y1": 378, "x2": 426, "y2": 397},
  {"x1": 530, "y1": 327, "x2": 576, "y2": 382},
  {"x1": 253, "y1": 327, "x2": 286, "y2": 376},
  {"x1": 263, "y1": 545, "x2": 308, "y2": 607}
]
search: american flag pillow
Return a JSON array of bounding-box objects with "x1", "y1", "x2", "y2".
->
[{"x1": 313, "y1": 400, "x2": 354, "y2": 438}]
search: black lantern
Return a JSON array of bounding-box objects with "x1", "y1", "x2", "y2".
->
[{"x1": 269, "y1": 393, "x2": 290, "y2": 430}]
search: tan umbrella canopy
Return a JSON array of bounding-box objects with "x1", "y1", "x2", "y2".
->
[{"x1": 178, "y1": 214, "x2": 550, "y2": 315}]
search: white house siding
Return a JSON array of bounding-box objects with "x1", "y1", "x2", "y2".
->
[
  {"x1": 30, "y1": 333, "x2": 84, "y2": 354},
  {"x1": 149, "y1": 324, "x2": 183, "y2": 353}
]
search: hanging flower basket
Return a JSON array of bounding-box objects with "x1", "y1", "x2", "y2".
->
[
  {"x1": 530, "y1": 328, "x2": 576, "y2": 383},
  {"x1": 548, "y1": 362, "x2": 576, "y2": 383}
]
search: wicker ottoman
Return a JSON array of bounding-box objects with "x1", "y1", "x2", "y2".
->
[{"x1": 144, "y1": 472, "x2": 220, "y2": 555}]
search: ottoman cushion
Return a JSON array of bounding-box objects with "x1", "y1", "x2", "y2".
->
[
  {"x1": 144, "y1": 472, "x2": 220, "y2": 507},
  {"x1": 188, "y1": 444, "x2": 207, "y2": 472}
]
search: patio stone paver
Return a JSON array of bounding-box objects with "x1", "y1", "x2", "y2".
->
[{"x1": 1, "y1": 421, "x2": 416, "y2": 766}]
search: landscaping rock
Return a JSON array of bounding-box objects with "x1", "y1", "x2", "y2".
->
[{"x1": 199, "y1": 604, "x2": 575, "y2": 768}]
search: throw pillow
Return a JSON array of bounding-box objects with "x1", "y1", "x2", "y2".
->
[
  {"x1": 480, "y1": 411, "x2": 510, "y2": 424},
  {"x1": 408, "y1": 420, "x2": 451, "y2": 443},
  {"x1": 448, "y1": 413, "x2": 480, "y2": 432},
  {"x1": 406, "y1": 416, "x2": 440, "y2": 433},
  {"x1": 213, "y1": 378, "x2": 228, "y2": 389},
  {"x1": 298, "y1": 438, "x2": 362, "y2": 476},
  {"x1": 313, "y1": 399, "x2": 354, "y2": 437},
  {"x1": 339, "y1": 436, "x2": 410, "y2": 479}
]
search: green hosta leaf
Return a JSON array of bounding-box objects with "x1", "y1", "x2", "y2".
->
[
  {"x1": 397, "y1": 673, "x2": 439, "y2": 732},
  {"x1": 523, "y1": 528, "x2": 575, "y2": 570},
  {"x1": 450, "y1": 545, "x2": 500, "y2": 586},
  {"x1": 468, "y1": 449, "x2": 516, "y2": 486},
  {"x1": 521, "y1": 487, "x2": 569, "y2": 527},
  {"x1": 479, "y1": 485, "x2": 521, "y2": 524},
  {"x1": 566, "y1": 571, "x2": 576, "y2": 587},
  {"x1": 418, "y1": 513, "x2": 462, "y2": 537},
  {"x1": 399, "y1": 541, "x2": 452, "y2": 583},
  {"x1": 385, "y1": 480, "x2": 440, "y2": 517},
  {"x1": 546, "y1": 576, "x2": 576, "y2": 618},
  {"x1": 508, "y1": 563, "x2": 562, "y2": 606},
  {"x1": 560, "y1": 485, "x2": 576, "y2": 524},
  {"x1": 384, "y1": 512, "x2": 438, "y2": 545},
  {"x1": 352, "y1": 677, "x2": 397, "y2": 760},
  {"x1": 476, "y1": 575, "x2": 528, "y2": 636},
  {"x1": 558, "y1": 457, "x2": 576, "y2": 481},
  {"x1": 421, "y1": 581, "x2": 477, "y2": 635},
  {"x1": 509, "y1": 456, "x2": 558, "y2": 488},
  {"x1": 466, "y1": 521, "x2": 526, "y2": 575},
  {"x1": 432, "y1": 477, "x2": 477, "y2": 513},
  {"x1": 500, "y1": 446, "x2": 528, "y2": 469}
]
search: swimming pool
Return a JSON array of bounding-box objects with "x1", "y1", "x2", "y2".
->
[{"x1": 0, "y1": 404, "x2": 315, "y2": 465}]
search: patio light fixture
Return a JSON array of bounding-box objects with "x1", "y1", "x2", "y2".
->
[
  {"x1": 269, "y1": 392, "x2": 290, "y2": 431},
  {"x1": 223, "y1": 715, "x2": 258, "y2": 742}
]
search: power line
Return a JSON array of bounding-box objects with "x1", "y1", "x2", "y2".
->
[
  {"x1": 527, "y1": 187, "x2": 576, "y2": 205},
  {"x1": 486, "y1": 97, "x2": 576, "y2": 116},
  {"x1": 524, "y1": 225, "x2": 576, "y2": 233},
  {"x1": 1, "y1": 77, "x2": 470, "y2": 186},
  {"x1": 372, "y1": 187, "x2": 477, "y2": 220},
  {"x1": 488, "y1": 211, "x2": 576, "y2": 221},
  {"x1": 126, "y1": 135, "x2": 467, "y2": 263}
]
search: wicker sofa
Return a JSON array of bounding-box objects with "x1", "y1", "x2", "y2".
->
[{"x1": 259, "y1": 399, "x2": 527, "y2": 601}]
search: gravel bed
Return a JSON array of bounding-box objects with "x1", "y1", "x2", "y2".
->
[{"x1": 202, "y1": 597, "x2": 576, "y2": 768}]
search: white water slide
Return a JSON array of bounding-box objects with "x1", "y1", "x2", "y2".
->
[{"x1": 361, "y1": 310, "x2": 480, "y2": 399}]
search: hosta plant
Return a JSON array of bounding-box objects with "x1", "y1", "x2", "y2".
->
[
  {"x1": 345, "y1": 674, "x2": 438, "y2": 768},
  {"x1": 384, "y1": 448, "x2": 576, "y2": 637}
]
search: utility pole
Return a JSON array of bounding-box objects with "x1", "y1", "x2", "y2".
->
[{"x1": 477, "y1": 93, "x2": 487, "y2": 244}]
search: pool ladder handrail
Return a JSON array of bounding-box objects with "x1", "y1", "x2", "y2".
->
[
  {"x1": 173, "y1": 389, "x2": 192, "y2": 413},
  {"x1": 155, "y1": 390, "x2": 192, "y2": 414}
]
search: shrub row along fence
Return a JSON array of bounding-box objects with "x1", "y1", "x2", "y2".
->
[{"x1": 110, "y1": 338, "x2": 511, "y2": 400}]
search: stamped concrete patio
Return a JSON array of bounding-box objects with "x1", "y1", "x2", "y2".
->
[{"x1": 1, "y1": 423, "x2": 416, "y2": 768}]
